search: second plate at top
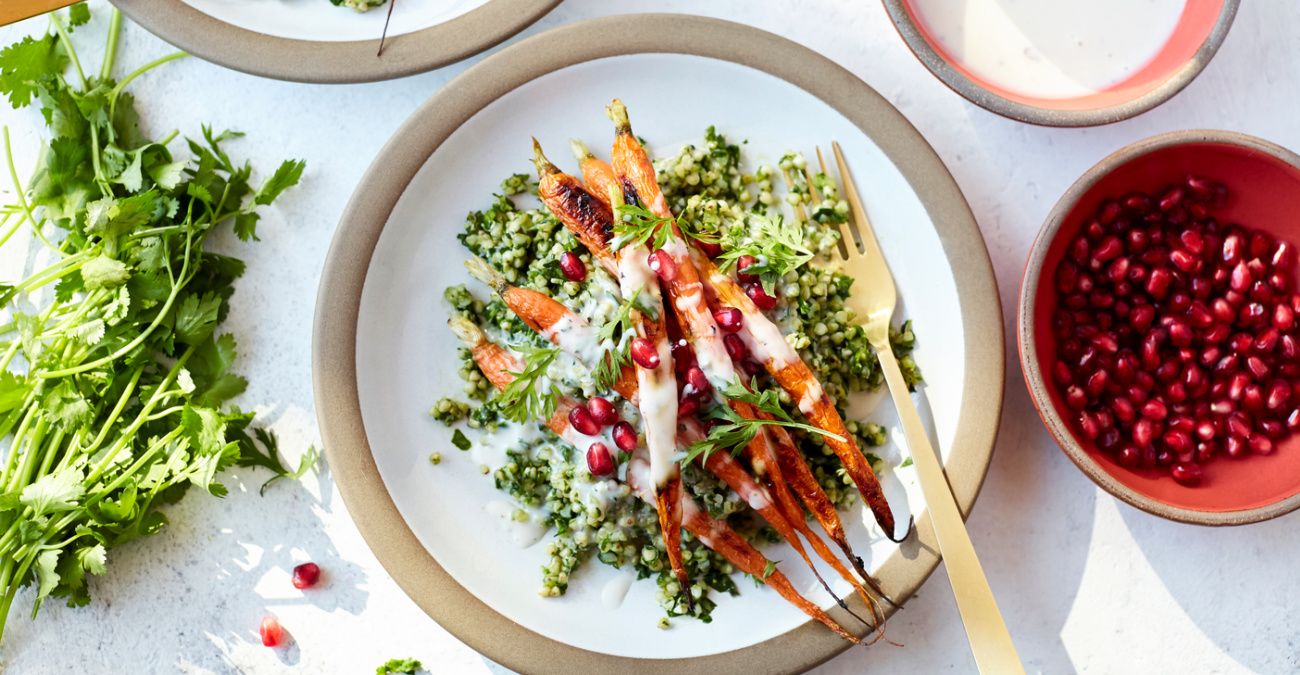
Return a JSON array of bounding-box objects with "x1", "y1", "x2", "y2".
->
[{"x1": 113, "y1": 0, "x2": 560, "y2": 83}]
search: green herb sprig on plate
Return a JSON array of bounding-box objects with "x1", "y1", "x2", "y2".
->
[
  {"x1": 682, "y1": 379, "x2": 843, "y2": 465},
  {"x1": 0, "y1": 6, "x2": 305, "y2": 641}
]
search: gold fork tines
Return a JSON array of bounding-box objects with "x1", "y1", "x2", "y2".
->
[{"x1": 826, "y1": 141, "x2": 1024, "y2": 675}]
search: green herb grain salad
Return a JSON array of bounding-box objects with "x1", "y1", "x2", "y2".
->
[
  {"x1": 433, "y1": 100, "x2": 921, "y2": 640},
  {"x1": 0, "y1": 6, "x2": 309, "y2": 641}
]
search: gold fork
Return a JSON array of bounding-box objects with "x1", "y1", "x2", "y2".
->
[{"x1": 825, "y1": 142, "x2": 1024, "y2": 674}]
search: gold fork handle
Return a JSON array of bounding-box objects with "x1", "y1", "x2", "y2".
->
[{"x1": 875, "y1": 344, "x2": 1024, "y2": 675}]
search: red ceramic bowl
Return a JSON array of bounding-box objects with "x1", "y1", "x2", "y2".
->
[
  {"x1": 1019, "y1": 130, "x2": 1300, "y2": 525},
  {"x1": 882, "y1": 0, "x2": 1239, "y2": 127}
]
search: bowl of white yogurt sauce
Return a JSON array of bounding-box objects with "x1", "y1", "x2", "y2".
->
[{"x1": 882, "y1": 0, "x2": 1239, "y2": 126}]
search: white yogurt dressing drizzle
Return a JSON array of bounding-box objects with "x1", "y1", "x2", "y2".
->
[
  {"x1": 543, "y1": 314, "x2": 609, "y2": 370},
  {"x1": 798, "y1": 379, "x2": 824, "y2": 416},
  {"x1": 475, "y1": 423, "x2": 543, "y2": 473},
  {"x1": 601, "y1": 571, "x2": 637, "y2": 609},
  {"x1": 615, "y1": 249, "x2": 679, "y2": 488},
  {"x1": 484, "y1": 500, "x2": 547, "y2": 548}
]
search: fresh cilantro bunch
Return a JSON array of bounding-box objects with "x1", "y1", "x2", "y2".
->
[{"x1": 0, "y1": 6, "x2": 306, "y2": 640}]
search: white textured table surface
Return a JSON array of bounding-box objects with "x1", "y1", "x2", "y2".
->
[{"x1": 2, "y1": 2, "x2": 1299, "y2": 673}]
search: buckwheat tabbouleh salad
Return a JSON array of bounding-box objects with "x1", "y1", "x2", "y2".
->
[{"x1": 431, "y1": 101, "x2": 921, "y2": 639}]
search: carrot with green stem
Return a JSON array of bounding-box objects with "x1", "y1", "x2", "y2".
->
[
  {"x1": 450, "y1": 317, "x2": 861, "y2": 643},
  {"x1": 534, "y1": 138, "x2": 693, "y2": 612}
]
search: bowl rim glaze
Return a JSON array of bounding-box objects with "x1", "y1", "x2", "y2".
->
[
  {"x1": 881, "y1": 0, "x2": 1241, "y2": 128},
  {"x1": 1019, "y1": 129, "x2": 1300, "y2": 526}
]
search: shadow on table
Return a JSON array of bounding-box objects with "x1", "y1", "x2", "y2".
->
[{"x1": 1119, "y1": 500, "x2": 1300, "y2": 674}]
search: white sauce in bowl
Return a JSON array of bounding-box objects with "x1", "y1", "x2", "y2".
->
[{"x1": 909, "y1": 0, "x2": 1186, "y2": 99}]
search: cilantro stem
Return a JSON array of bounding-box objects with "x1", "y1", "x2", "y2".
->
[
  {"x1": 0, "y1": 212, "x2": 23, "y2": 249},
  {"x1": 49, "y1": 14, "x2": 87, "y2": 90},
  {"x1": 2, "y1": 128, "x2": 43, "y2": 242},
  {"x1": 101, "y1": 9, "x2": 123, "y2": 81},
  {"x1": 84, "y1": 346, "x2": 194, "y2": 485},
  {"x1": 12, "y1": 251, "x2": 93, "y2": 294},
  {"x1": 109, "y1": 52, "x2": 188, "y2": 110},
  {"x1": 81, "y1": 366, "x2": 141, "y2": 454},
  {"x1": 39, "y1": 232, "x2": 193, "y2": 379}
]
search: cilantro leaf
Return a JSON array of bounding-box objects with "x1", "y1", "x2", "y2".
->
[
  {"x1": 0, "y1": 34, "x2": 65, "y2": 108},
  {"x1": 174, "y1": 292, "x2": 222, "y2": 346},
  {"x1": 450, "y1": 429, "x2": 471, "y2": 451},
  {"x1": 81, "y1": 255, "x2": 130, "y2": 290},
  {"x1": 21, "y1": 468, "x2": 85, "y2": 517},
  {"x1": 254, "y1": 159, "x2": 305, "y2": 206},
  {"x1": 377, "y1": 658, "x2": 424, "y2": 675}
]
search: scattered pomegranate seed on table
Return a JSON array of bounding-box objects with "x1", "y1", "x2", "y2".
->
[
  {"x1": 260, "y1": 615, "x2": 285, "y2": 647},
  {"x1": 292, "y1": 562, "x2": 321, "y2": 590},
  {"x1": 1051, "y1": 175, "x2": 1300, "y2": 486}
]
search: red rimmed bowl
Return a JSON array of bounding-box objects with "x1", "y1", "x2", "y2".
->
[
  {"x1": 882, "y1": 0, "x2": 1239, "y2": 127},
  {"x1": 1020, "y1": 130, "x2": 1300, "y2": 525}
]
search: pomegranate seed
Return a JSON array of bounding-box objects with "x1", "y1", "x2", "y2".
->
[
  {"x1": 1133, "y1": 419, "x2": 1159, "y2": 447},
  {"x1": 1228, "y1": 412, "x2": 1253, "y2": 438},
  {"x1": 586, "y1": 396, "x2": 618, "y2": 426},
  {"x1": 1260, "y1": 419, "x2": 1285, "y2": 439},
  {"x1": 1275, "y1": 304, "x2": 1295, "y2": 330},
  {"x1": 713, "y1": 306, "x2": 743, "y2": 332},
  {"x1": 1250, "y1": 233, "x2": 1272, "y2": 258},
  {"x1": 559, "y1": 251, "x2": 588, "y2": 282},
  {"x1": 685, "y1": 366, "x2": 711, "y2": 395},
  {"x1": 1160, "y1": 187, "x2": 1185, "y2": 212},
  {"x1": 1171, "y1": 463, "x2": 1203, "y2": 487},
  {"x1": 1186, "y1": 302, "x2": 1213, "y2": 328},
  {"x1": 1186, "y1": 175, "x2": 1216, "y2": 201},
  {"x1": 1195, "y1": 420, "x2": 1216, "y2": 441},
  {"x1": 735, "y1": 255, "x2": 759, "y2": 283},
  {"x1": 678, "y1": 394, "x2": 700, "y2": 418},
  {"x1": 1113, "y1": 396, "x2": 1136, "y2": 423},
  {"x1": 1053, "y1": 361, "x2": 1072, "y2": 386},
  {"x1": 586, "y1": 442, "x2": 615, "y2": 476},
  {"x1": 1085, "y1": 370, "x2": 1108, "y2": 398},
  {"x1": 569, "y1": 406, "x2": 600, "y2": 435},
  {"x1": 630, "y1": 338, "x2": 660, "y2": 369},
  {"x1": 1093, "y1": 236, "x2": 1122, "y2": 263},
  {"x1": 1070, "y1": 236, "x2": 1091, "y2": 263},
  {"x1": 1163, "y1": 429, "x2": 1193, "y2": 454},
  {"x1": 648, "y1": 249, "x2": 677, "y2": 282},
  {"x1": 1224, "y1": 435, "x2": 1247, "y2": 458},
  {"x1": 1250, "y1": 434, "x2": 1275, "y2": 455},
  {"x1": 1098, "y1": 427, "x2": 1121, "y2": 451},
  {"x1": 1255, "y1": 327, "x2": 1280, "y2": 353},
  {"x1": 291, "y1": 562, "x2": 321, "y2": 590},
  {"x1": 612, "y1": 421, "x2": 638, "y2": 452},
  {"x1": 1117, "y1": 446, "x2": 1142, "y2": 467},
  {"x1": 1122, "y1": 193, "x2": 1153, "y2": 215},
  {"x1": 1246, "y1": 355, "x2": 1271, "y2": 379},
  {"x1": 696, "y1": 240, "x2": 723, "y2": 258},
  {"x1": 1272, "y1": 241, "x2": 1296, "y2": 270},
  {"x1": 1146, "y1": 268, "x2": 1174, "y2": 299},
  {"x1": 1170, "y1": 249, "x2": 1198, "y2": 273},
  {"x1": 1287, "y1": 408, "x2": 1300, "y2": 431},
  {"x1": 1079, "y1": 412, "x2": 1100, "y2": 440},
  {"x1": 1127, "y1": 229, "x2": 1150, "y2": 253},
  {"x1": 1141, "y1": 398, "x2": 1168, "y2": 420},
  {"x1": 1065, "y1": 386, "x2": 1087, "y2": 410},
  {"x1": 1230, "y1": 261, "x2": 1252, "y2": 292},
  {"x1": 260, "y1": 616, "x2": 285, "y2": 648},
  {"x1": 1167, "y1": 320, "x2": 1192, "y2": 348},
  {"x1": 1056, "y1": 262, "x2": 1079, "y2": 293},
  {"x1": 723, "y1": 333, "x2": 748, "y2": 361},
  {"x1": 1098, "y1": 200, "x2": 1122, "y2": 225},
  {"x1": 745, "y1": 283, "x2": 777, "y2": 310}
]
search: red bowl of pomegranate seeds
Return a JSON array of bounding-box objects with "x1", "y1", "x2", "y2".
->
[{"x1": 1019, "y1": 130, "x2": 1300, "y2": 525}]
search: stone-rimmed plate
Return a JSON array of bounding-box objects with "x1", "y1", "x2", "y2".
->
[
  {"x1": 313, "y1": 14, "x2": 1004, "y2": 673},
  {"x1": 113, "y1": 0, "x2": 560, "y2": 83}
]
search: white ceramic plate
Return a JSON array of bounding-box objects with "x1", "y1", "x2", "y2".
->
[
  {"x1": 181, "y1": 0, "x2": 488, "y2": 42},
  {"x1": 315, "y1": 15, "x2": 1003, "y2": 673},
  {"x1": 357, "y1": 55, "x2": 959, "y2": 659},
  {"x1": 114, "y1": 0, "x2": 559, "y2": 83}
]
